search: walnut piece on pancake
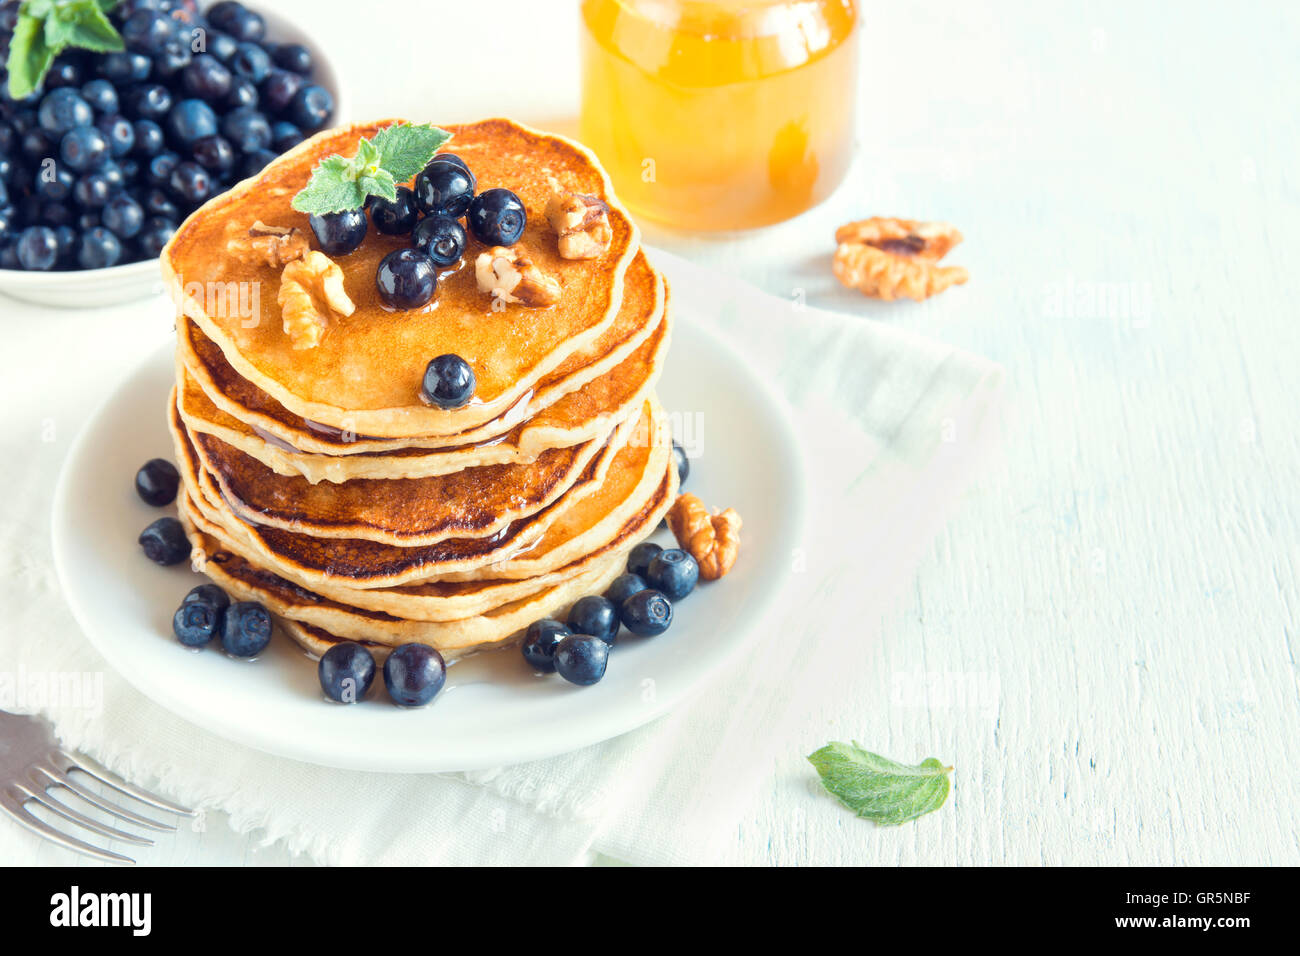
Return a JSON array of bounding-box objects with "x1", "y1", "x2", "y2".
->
[
  {"x1": 475, "y1": 244, "x2": 562, "y2": 308},
  {"x1": 666, "y1": 493, "x2": 742, "y2": 581},
  {"x1": 545, "y1": 189, "x2": 613, "y2": 259},
  {"x1": 278, "y1": 251, "x2": 355, "y2": 350},
  {"x1": 832, "y1": 217, "x2": 969, "y2": 302},
  {"x1": 228, "y1": 220, "x2": 310, "y2": 268}
]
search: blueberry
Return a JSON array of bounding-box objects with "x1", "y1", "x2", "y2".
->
[
  {"x1": 192, "y1": 134, "x2": 235, "y2": 173},
  {"x1": 34, "y1": 167, "x2": 75, "y2": 203},
  {"x1": 672, "y1": 441, "x2": 689, "y2": 485},
  {"x1": 0, "y1": 240, "x2": 18, "y2": 270},
  {"x1": 207, "y1": 2, "x2": 265, "y2": 43},
  {"x1": 224, "y1": 77, "x2": 259, "y2": 111},
  {"x1": 567, "y1": 595, "x2": 620, "y2": 646},
  {"x1": 139, "y1": 516, "x2": 189, "y2": 565},
  {"x1": 181, "y1": 56, "x2": 233, "y2": 101},
  {"x1": 318, "y1": 642, "x2": 376, "y2": 703},
  {"x1": 309, "y1": 207, "x2": 366, "y2": 256},
  {"x1": 605, "y1": 572, "x2": 647, "y2": 607},
  {"x1": 620, "y1": 589, "x2": 673, "y2": 637},
  {"x1": 521, "y1": 618, "x2": 571, "y2": 673},
  {"x1": 368, "y1": 184, "x2": 417, "y2": 235},
  {"x1": 137, "y1": 216, "x2": 176, "y2": 256},
  {"x1": 44, "y1": 59, "x2": 84, "y2": 89},
  {"x1": 411, "y1": 214, "x2": 465, "y2": 267},
  {"x1": 382, "y1": 643, "x2": 446, "y2": 707},
  {"x1": 220, "y1": 107, "x2": 270, "y2": 152},
  {"x1": 419, "y1": 353, "x2": 474, "y2": 409},
  {"x1": 627, "y1": 542, "x2": 663, "y2": 577},
  {"x1": 172, "y1": 600, "x2": 219, "y2": 647},
  {"x1": 467, "y1": 188, "x2": 526, "y2": 246},
  {"x1": 272, "y1": 42, "x2": 313, "y2": 76},
  {"x1": 427, "y1": 152, "x2": 471, "y2": 175},
  {"x1": 270, "y1": 120, "x2": 303, "y2": 152},
  {"x1": 165, "y1": 98, "x2": 218, "y2": 145},
  {"x1": 52, "y1": 225, "x2": 77, "y2": 261},
  {"x1": 132, "y1": 118, "x2": 165, "y2": 156},
  {"x1": 20, "y1": 128, "x2": 54, "y2": 160},
  {"x1": 183, "y1": 583, "x2": 230, "y2": 614},
  {"x1": 553, "y1": 634, "x2": 609, "y2": 686},
  {"x1": 230, "y1": 42, "x2": 270, "y2": 83},
  {"x1": 77, "y1": 226, "x2": 122, "y2": 269},
  {"x1": 206, "y1": 31, "x2": 239, "y2": 63},
  {"x1": 167, "y1": 160, "x2": 210, "y2": 203},
  {"x1": 80, "y1": 79, "x2": 118, "y2": 116},
  {"x1": 38, "y1": 88, "x2": 92, "y2": 134},
  {"x1": 96, "y1": 113, "x2": 136, "y2": 157},
  {"x1": 60, "y1": 126, "x2": 110, "y2": 171},
  {"x1": 646, "y1": 549, "x2": 699, "y2": 601},
  {"x1": 376, "y1": 248, "x2": 437, "y2": 311},
  {"x1": 286, "y1": 84, "x2": 332, "y2": 131},
  {"x1": 16, "y1": 226, "x2": 58, "y2": 271},
  {"x1": 103, "y1": 194, "x2": 144, "y2": 238},
  {"x1": 152, "y1": 47, "x2": 194, "y2": 80},
  {"x1": 259, "y1": 68, "x2": 301, "y2": 114},
  {"x1": 414, "y1": 160, "x2": 475, "y2": 218},
  {"x1": 122, "y1": 9, "x2": 174, "y2": 55},
  {"x1": 238, "y1": 147, "x2": 276, "y2": 178},
  {"x1": 97, "y1": 51, "x2": 153, "y2": 84},
  {"x1": 221, "y1": 601, "x2": 272, "y2": 657},
  {"x1": 123, "y1": 84, "x2": 172, "y2": 121},
  {"x1": 147, "y1": 151, "x2": 180, "y2": 185}
]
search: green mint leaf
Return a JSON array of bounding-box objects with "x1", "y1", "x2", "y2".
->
[
  {"x1": 47, "y1": 0, "x2": 123, "y2": 53},
  {"x1": 292, "y1": 124, "x2": 453, "y2": 215},
  {"x1": 290, "y1": 155, "x2": 368, "y2": 215},
  {"x1": 808, "y1": 741, "x2": 952, "y2": 826},
  {"x1": 6, "y1": 14, "x2": 55, "y2": 100},
  {"x1": 371, "y1": 122, "x2": 453, "y2": 183}
]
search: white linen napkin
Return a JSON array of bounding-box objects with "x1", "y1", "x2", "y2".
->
[{"x1": 0, "y1": 251, "x2": 1002, "y2": 865}]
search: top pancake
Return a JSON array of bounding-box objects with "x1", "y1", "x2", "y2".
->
[{"x1": 162, "y1": 118, "x2": 639, "y2": 439}]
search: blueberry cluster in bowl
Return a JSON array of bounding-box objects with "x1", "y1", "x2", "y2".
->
[{"x1": 0, "y1": 0, "x2": 335, "y2": 272}]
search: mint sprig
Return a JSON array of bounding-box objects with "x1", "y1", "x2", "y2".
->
[
  {"x1": 291, "y1": 123, "x2": 452, "y2": 216},
  {"x1": 6, "y1": 0, "x2": 124, "y2": 100},
  {"x1": 808, "y1": 742, "x2": 952, "y2": 826}
]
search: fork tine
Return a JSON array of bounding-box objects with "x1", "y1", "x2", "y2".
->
[
  {"x1": 16, "y1": 785, "x2": 155, "y2": 847},
  {"x1": 0, "y1": 791, "x2": 135, "y2": 865},
  {"x1": 55, "y1": 749, "x2": 194, "y2": 816},
  {"x1": 34, "y1": 766, "x2": 174, "y2": 832}
]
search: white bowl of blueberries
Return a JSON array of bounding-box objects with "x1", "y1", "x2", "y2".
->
[{"x1": 0, "y1": 0, "x2": 347, "y2": 309}]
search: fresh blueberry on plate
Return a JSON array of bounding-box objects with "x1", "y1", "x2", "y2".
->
[
  {"x1": 287, "y1": 85, "x2": 333, "y2": 131},
  {"x1": 620, "y1": 589, "x2": 673, "y2": 637},
  {"x1": 172, "y1": 600, "x2": 219, "y2": 647},
  {"x1": 383, "y1": 643, "x2": 446, "y2": 707},
  {"x1": 102, "y1": 195, "x2": 145, "y2": 239},
  {"x1": 139, "y1": 517, "x2": 189, "y2": 566},
  {"x1": 135, "y1": 458, "x2": 179, "y2": 506},
  {"x1": 60, "y1": 126, "x2": 111, "y2": 172},
  {"x1": 368, "y1": 185, "x2": 418, "y2": 236},
  {"x1": 309, "y1": 208, "x2": 367, "y2": 256},
  {"x1": 605, "y1": 572, "x2": 647, "y2": 607},
  {"x1": 567, "y1": 595, "x2": 619, "y2": 646},
  {"x1": 77, "y1": 227, "x2": 123, "y2": 270},
  {"x1": 467, "y1": 188, "x2": 526, "y2": 246},
  {"x1": 414, "y1": 160, "x2": 475, "y2": 218},
  {"x1": 646, "y1": 549, "x2": 700, "y2": 601},
  {"x1": 168, "y1": 161, "x2": 212, "y2": 204},
  {"x1": 230, "y1": 42, "x2": 271, "y2": 83},
  {"x1": 318, "y1": 642, "x2": 376, "y2": 703},
  {"x1": 165, "y1": 98, "x2": 218, "y2": 145},
  {"x1": 80, "y1": 79, "x2": 119, "y2": 116},
  {"x1": 377, "y1": 248, "x2": 437, "y2": 311},
  {"x1": 427, "y1": 152, "x2": 471, "y2": 175},
  {"x1": 220, "y1": 107, "x2": 271, "y2": 152},
  {"x1": 420, "y1": 354, "x2": 475, "y2": 409},
  {"x1": 272, "y1": 42, "x2": 313, "y2": 76},
  {"x1": 260, "y1": 69, "x2": 303, "y2": 115},
  {"x1": 184, "y1": 583, "x2": 230, "y2": 615},
  {"x1": 672, "y1": 441, "x2": 689, "y2": 485},
  {"x1": 15, "y1": 227, "x2": 59, "y2": 271},
  {"x1": 38, "y1": 88, "x2": 93, "y2": 134},
  {"x1": 627, "y1": 541, "x2": 663, "y2": 577},
  {"x1": 132, "y1": 119, "x2": 165, "y2": 157},
  {"x1": 411, "y1": 214, "x2": 466, "y2": 267},
  {"x1": 553, "y1": 634, "x2": 609, "y2": 686},
  {"x1": 521, "y1": 618, "x2": 571, "y2": 673},
  {"x1": 181, "y1": 56, "x2": 234, "y2": 102},
  {"x1": 221, "y1": 601, "x2": 273, "y2": 657}
]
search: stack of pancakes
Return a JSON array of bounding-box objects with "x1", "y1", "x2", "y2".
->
[{"x1": 161, "y1": 119, "x2": 677, "y2": 660}]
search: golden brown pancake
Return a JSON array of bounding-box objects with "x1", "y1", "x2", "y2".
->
[{"x1": 162, "y1": 118, "x2": 640, "y2": 438}]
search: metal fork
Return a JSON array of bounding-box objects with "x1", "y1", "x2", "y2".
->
[{"x1": 0, "y1": 710, "x2": 193, "y2": 864}]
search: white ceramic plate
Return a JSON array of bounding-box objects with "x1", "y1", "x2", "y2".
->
[
  {"x1": 0, "y1": 10, "x2": 350, "y2": 310},
  {"x1": 51, "y1": 262, "x2": 807, "y2": 772}
]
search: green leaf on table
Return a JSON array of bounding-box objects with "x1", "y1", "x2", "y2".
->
[
  {"x1": 291, "y1": 123, "x2": 452, "y2": 215},
  {"x1": 807, "y1": 741, "x2": 952, "y2": 826}
]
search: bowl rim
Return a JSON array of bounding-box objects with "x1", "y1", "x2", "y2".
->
[{"x1": 0, "y1": 6, "x2": 350, "y2": 286}]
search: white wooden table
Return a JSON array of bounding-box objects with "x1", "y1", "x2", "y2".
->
[{"x1": 8, "y1": 0, "x2": 1298, "y2": 865}]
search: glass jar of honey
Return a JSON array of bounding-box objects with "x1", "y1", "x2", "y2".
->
[{"x1": 580, "y1": 0, "x2": 859, "y2": 231}]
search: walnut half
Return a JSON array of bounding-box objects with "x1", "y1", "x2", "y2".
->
[
  {"x1": 475, "y1": 245, "x2": 562, "y2": 308},
  {"x1": 229, "y1": 220, "x2": 310, "y2": 268},
  {"x1": 277, "y1": 251, "x2": 355, "y2": 349},
  {"x1": 545, "y1": 190, "x2": 613, "y2": 259},
  {"x1": 833, "y1": 217, "x2": 969, "y2": 301},
  {"x1": 666, "y1": 493, "x2": 742, "y2": 581}
]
